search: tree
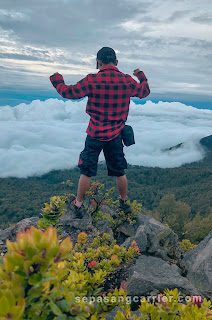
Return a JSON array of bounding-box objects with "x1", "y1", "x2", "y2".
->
[
  {"x1": 184, "y1": 208, "x2": 212, "y2": 243},
  {"x1": 154, "y1": 194, "x2": 191, "y2": 238}
]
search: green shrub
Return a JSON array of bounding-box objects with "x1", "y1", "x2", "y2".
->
[
  {"x1": 0, "y1": 226, "x2": 140, "y2": 319},
  {"x1": 37, "y1": 180, "x2": 142, "y2": 233},
  {"x1": 113, "y1": 288, "x2": 212, "y2": 320},
  {"x1": 1, "y1": 182, "x2": 211, "y2": 319},
  {"x1": 178, "y1": 239, "x2": 197, "y2": 252}
]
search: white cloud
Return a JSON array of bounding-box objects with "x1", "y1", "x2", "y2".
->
[
  {"x1": 120, "y1": 3, "x2": 212, "y2": 42},
  {"x1": 0, "y1": 99, "x2": 211, "y2": 178}
]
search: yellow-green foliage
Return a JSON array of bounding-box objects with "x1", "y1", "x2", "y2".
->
[
  {"x1": 37, "y1": 181, "x2": 141, "y2": 233},
  {"x1": 38, "y1": 195, "x2": 68, "y2": 231},
  {"x1": 0, "y1": 227, "x2": 140, "y2": 319},
  {"x1": 113, "y1": 289, "x2": 212, "y2": 320},
  {"x1": 184, "y1": 211, "x2": 212, "y2": 243},
  {"x1": 178, "y1": 239, "x2": 197, "y2": 252},
  {"x1": 1, "y1": 183, "x2": 211, "y2": 319},
  {"x1": 1, "y1": 228, "x2": 211, "y2": 320},
  {"x1": 85, "y1": 181, "x2": 141, "y2": 228},
  {"x1": 0, "y1": 291, "x2": 25, "y2": 320},
  {"x1": 85, "y1": 181, "x2": 115, "y2": 223}
]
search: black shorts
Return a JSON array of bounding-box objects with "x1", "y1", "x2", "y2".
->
[{"x1": 78, "y1": 134, "x2": 127, "y2": 177}]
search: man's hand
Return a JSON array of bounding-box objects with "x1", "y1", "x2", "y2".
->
[
  {"x1": 50, "y1": 72, "x2": 63, "y2": 80},
  {"x1": 50, "y1": 72, "x2": 64, "y2": 88},
  {"x1": 133, "y1": 69, "x2": 141, "y2": 76}
]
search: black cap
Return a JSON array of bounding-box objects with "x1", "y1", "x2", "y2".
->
[{"x1": 96, "y1": 47, "x2": 117, "y2": 68}]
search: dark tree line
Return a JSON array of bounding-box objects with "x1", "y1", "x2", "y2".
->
[{"x1": 0, "y1": 161, "x2": 211, "y2": 243}]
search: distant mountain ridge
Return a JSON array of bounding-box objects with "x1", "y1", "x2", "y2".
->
[
  {"x1": 0, "y1": 136, "x2": 211, "y2": 230},
  {"x1": 200, "y1": 135, "x2": 212, "y2": 152},
  {"x1": 165, "y1": 134, "x2": 212, "y2": 165}
]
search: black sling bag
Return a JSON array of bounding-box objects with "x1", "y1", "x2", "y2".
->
[{"x1": 121, "y1": 125, "x2": 135, "y2": 146}]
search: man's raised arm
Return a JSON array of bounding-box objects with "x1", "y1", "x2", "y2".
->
[
  {"x1": 50, "y1": 72, "x2": 89, "y2": 99},
  {"x1": 127, "y1": 69, "x2": 150, "y2": 99}
]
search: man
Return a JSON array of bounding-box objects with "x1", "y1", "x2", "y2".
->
[{"x1": 50, "y1": 47, "x2": 150, "y2": 218}]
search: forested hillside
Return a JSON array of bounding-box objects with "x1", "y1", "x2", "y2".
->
[{"x1": 0, "y1": 160, "x2": 211, "y2": 237}]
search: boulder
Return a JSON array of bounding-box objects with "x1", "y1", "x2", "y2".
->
[
  {"x1": 120, "y1": 213, "x2": 182, "y2": 262},
  {"x1": 1, "y1": 203, "x2": 209, "y2": 303},
  {"x1": 182, "y1": 230, "x2": 212, "y2": 299},
  {"x1": 127, "y1": 255, "x2": 198, "y2": 303},
  {"x1": 0, "y1": 227, "x2": 13, "y2": 242},
  {"x1": 62, "y1": 202, "x2": 114, "y2": 244},
  {"x1": 60, "y1": 212, "x2": 104, "y2": 244},
  {"x1": 11, "y1": 217, "x2": 39, "y2": 235},
  {"x1": 0, "y1": 204, "x2": 115, "y2": 253},
  {"x1": 0, "y1": 217, "x2": 38, "y2": 253}
]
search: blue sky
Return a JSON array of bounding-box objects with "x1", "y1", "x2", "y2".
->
[
  {"x1": 0, "y1": 0, "x2": 212, "y2": 108},
  {"x1": 1, "y1": 90, "x2": 212, "y2": 110}
]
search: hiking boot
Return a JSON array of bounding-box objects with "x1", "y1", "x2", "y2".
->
[
  {"x1": 119, "y1": 197, "x2": 132, "y2": 214},
  {"x1": 70, "y1": 197, "x2": 86, "y2": 219}
]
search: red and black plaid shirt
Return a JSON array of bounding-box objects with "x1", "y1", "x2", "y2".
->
[{"x1": 50, "y1": 66, "x2": 150, "y2": 141}]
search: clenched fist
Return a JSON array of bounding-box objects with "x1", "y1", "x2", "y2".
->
[{"x1": 133, "y1": 69, "x2": 141, "y2": 76}]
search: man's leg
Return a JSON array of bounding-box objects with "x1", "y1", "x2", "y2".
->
[
  {"x1": 76, "y1": 135, "x2": 102, "y2": 207},
  {"x1": 116, "y1": 174, "x2": 131, "y2": 213},
  {"x1": 103, "y1": 135, "x2": 128, "y2": 199},
  {"x1": 103, "y1": 135, "x2": 131, "y2": 214},
  {"x1": 70, "y1": 174, "x2": 91, "y2": 218},
  {"x1": 76, "y1": 174, "x2": 91, "y2": 203},
  {"x1": 116, "y1": 175, "x2": 128, "y2": 200}
]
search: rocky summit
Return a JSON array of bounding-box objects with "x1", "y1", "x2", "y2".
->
[{"x1": 0, "y1": 203, "x2": 211, "y2": 301}]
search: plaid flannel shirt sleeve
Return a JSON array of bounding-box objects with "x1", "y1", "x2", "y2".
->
[
  {"x1": 50, "y1": 73, "x2": 89, "y2": 99},
  {"x1": 127, "y1": 71, "x2": 150, "y2": 99}
]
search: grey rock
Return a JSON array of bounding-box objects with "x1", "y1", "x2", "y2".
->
[
  {"x1": 171, "y1": 264, "x2": 183, "y2": 276},
  {"x1": 182, "y1": 230, "x2": 212, "y2": 299},
  {"x1": 0, "y1": 203, "x2": 115, "y2": 253},
  {"x1": 117, "y1": 220, "x2": 138, "y2": 238},
  {"x1": 121, "y1": 213, "x2": 182, "y2": 261},
  {"x1": 61, "y1": 210, "x2": 92, "y2": 227},
  {"x1": 0, "y1": 227, "x2": 13, "y2": 241},
  {"x1": 101, "y1": 205, "x2": 115, "y2": 217},
  {"x1": 11, "y1": 217, "x2": 39, "y2": 236},
  {"x1": 127, "y1": 255, "x2": 198, "y2": 298},
  {"x1": 106, "y1": 307, "x2": 140, "y2": 320},
  {"x1": 106, "y1": 307, "x2": 121, "y2": 320},
  {"x1": 121, "y1": 224, "x2": 148, "y2": 252},
  {"x1": 0, "y1": 201, "x2": 210, "y2": 303},
  {"x1": 60, "y1": 205, "x2": 114, "y2": 244},
  {"x1": 59, "y1": 211, "x2": 97, "y2": 244},
  {"x1": 0, "y1": 217, "x2": 39, "y2": 253},
  {"x1": 60, "y1": 215, "x2": 109, "y2": 245},
  {"x1": 95, "y1": 219, "x2": 114, "y2": 241}
]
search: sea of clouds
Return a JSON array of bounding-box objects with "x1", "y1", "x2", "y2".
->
[{"x1": 0, "y1": 99, "x2": 212, "y2": 178}]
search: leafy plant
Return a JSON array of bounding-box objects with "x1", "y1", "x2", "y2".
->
[
  {"x1": 37, "y1": 180, "x2": 142, "y2": 233},
  {"x1": 84, "y1": 181, "x2": 141, "y2": 228},
  {"x1": 37, "y1": 195, "x2": 67, "y2": 231},
  {"x1": 1, "y1": 182, "x2": 212, "y2": 319},
  {"x1": 178, "y1": 239, "x2": 197, "y2": 252},
  {"x1": 113, "y1": 289, "x2": 212, "y2": 320},
  {"x1": 37, "y1": 181, "x2": 73, "y2": 231},
  {"x1": 0, "y1": 226, "x2": 140, "y2": 319}
]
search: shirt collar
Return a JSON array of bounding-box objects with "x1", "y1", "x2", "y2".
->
[{"x1": 98, "y1": 66, "x2": 119, "y2": 73}]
